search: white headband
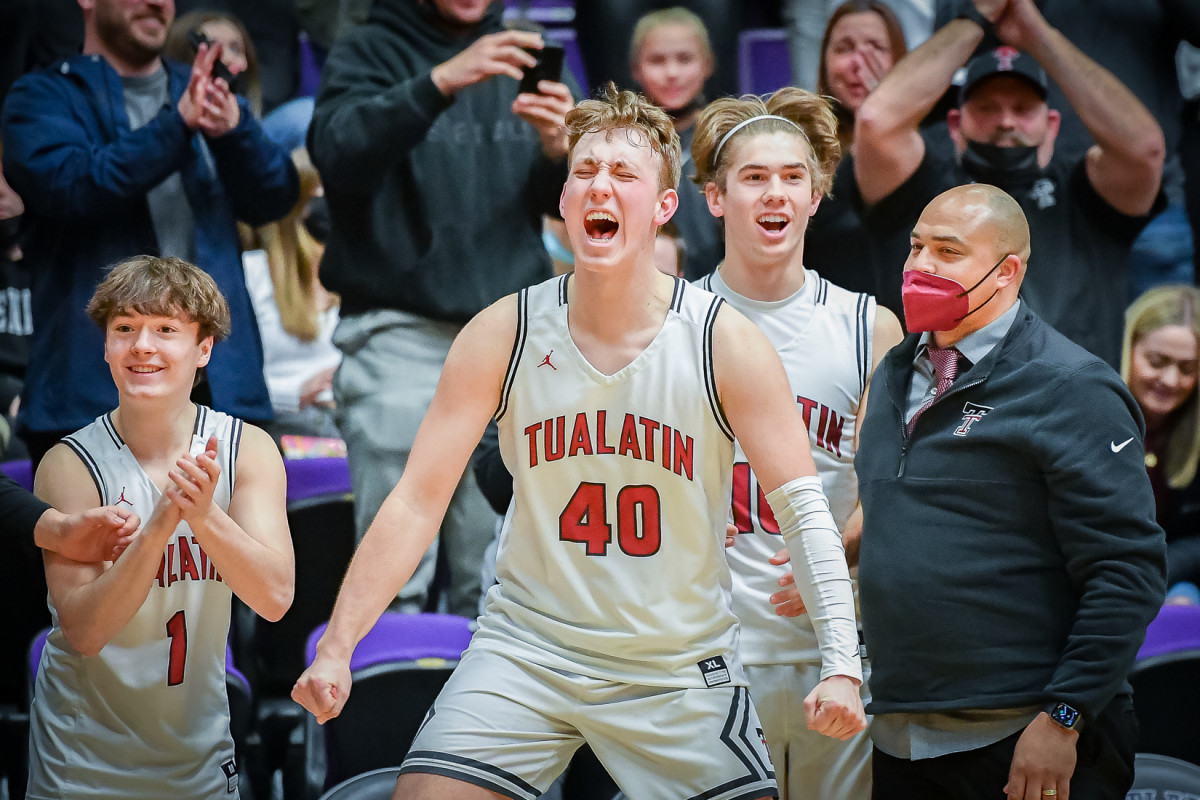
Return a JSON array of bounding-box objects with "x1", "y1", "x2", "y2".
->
[{"x1": 712, "y1": 114, "x2": 808, "y2": 167}]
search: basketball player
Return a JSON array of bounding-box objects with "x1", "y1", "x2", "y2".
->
[
  {"x1": 692, "y1": 88, "x2": 903, "y2": 800},
  {"x1": 28, "y1": 256, "x2": 294, "y2": 800},
  {"x1": 293, "y1": 85, "x2": 865, "y2": 800}
]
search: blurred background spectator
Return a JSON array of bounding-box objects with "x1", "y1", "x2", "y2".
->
[
  {"x1": 630, "y1": 6, "x2": 723, "y2": 279},
  {"x1": 1123, "y1": 285, "x2": 1200, "y2": 606},
  {"x1": 165, "y1": 10, "x2": 265, "y2": 115},
  {"x1": 784, "y1": 0, "x2": 931, "y2": 92},
  {"x1": 0, "y1": 147, "x2": 31, "y2": 462},
  {"x1": 802, "y1": 0, "x2": 907, "y2": 294},
  {"x1": 242, "y1": 149, "x2": 343, "y2": 442}
]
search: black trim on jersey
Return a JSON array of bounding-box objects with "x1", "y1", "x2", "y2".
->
[
  {"x1": 557, "y1": 273, "x2": 569, "y2": 306},
  {"x1": 495, "y1": 288, "x2": 530, "y2": 422},
  {"x1": 700, "y1": 274, "x2": 714, "y2": 292},
  {"x1": 61, "y1": 436, "x2": 107, "y2": 503},
  {"x1": 101, "y1": 412, "x2": 124, "y2": 450},
  {"x1": 671, "y1": 276, "x2": 685, "y2": 311},
  {"x1": 814, "y1": 274, "x2": 829, "y2": 305},
  {"x1": 856, "y1": 293, "x2": 870, "y2": 396},
  {"x1": 228, "y1": 417, "x2": 244, "y2": 497},
  {"x1": 192, "y1": 403, "x2": 207, "y2": 437},
  {"x1": 703, "y1": 297, "x2": 736, "y2": 442},
  {"x1": 401, "y1": 751, "x2": 541, "y2": 800}
]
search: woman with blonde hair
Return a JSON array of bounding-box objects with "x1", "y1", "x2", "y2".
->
[
  {"x1": 1123, "y1": 284, "x2": 1200, "y2": 603},
  {"x1": 693, "y1": 86, "x2": 902, "y2": 799},
  {"x1": 242, "y1": 149, "x2": 342, "y2": 441}
]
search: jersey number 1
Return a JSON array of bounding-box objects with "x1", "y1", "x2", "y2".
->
[
  {"x1": 166, "y1": 609, "x2": 187, "y2": 686},
  {"x1": 559, "y1": 482, "x2": 662, "y2": 557}
]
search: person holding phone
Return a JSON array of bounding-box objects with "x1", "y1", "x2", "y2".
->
[{"x1": 308, "y1": 0, "x2": 578, "y2": 616}]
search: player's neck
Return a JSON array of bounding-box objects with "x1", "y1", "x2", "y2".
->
[
  {"x1": 567, "y1": 262, "x2": 674, "y2": 374},
  {"x1": 111, "y1": 400, "x2": 198, "y2": 460},
  {"x1": 719, "y1": 244, "x2": 805, "y2": 302}
]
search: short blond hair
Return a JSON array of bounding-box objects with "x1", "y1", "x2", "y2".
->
[
  {"x1": 566, "y1": 82, "x2": 682, "y2": 191},
  {"x1": 691, "y1": 87, "x2": 841, "y2": 196},
  {"x1": 87, "y1": 255, "x2": 232, "y2": 342}
]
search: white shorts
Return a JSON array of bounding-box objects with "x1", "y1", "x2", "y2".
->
[
  {"x1": 746, "y1": 662, "x2": 873, "y2": 800},
  {"x1": 400, "y1": 646, "x2": 778, "y2": 800}
]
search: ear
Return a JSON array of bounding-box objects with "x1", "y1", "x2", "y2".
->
[
  {"x1": 808, "y1": 192, "x2": 823, "y2": 217},
  {"x1": 946, "y1": 109, "x2": 966, "y2": 154},
  {"x1": 655, "y1": 188, "x2": 679, "y2": 226},
  {"x1": 1039, "y1": 108, "x2": 1061, "y2": 168},
  {"x1": 559, "y1": 183, "x2": 568, "y2": 220},
  {"x1": 703, "y1": 181, "x2": 724, "y2": 218},
  {"x1": 996, "y1": 253, "x2": 1022, "y2": 288},
  {"x1": 197, "y1": 336, "x2": 214, "y2": 368}
]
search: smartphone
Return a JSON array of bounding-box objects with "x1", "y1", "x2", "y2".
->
[
  {"x1": 187, "y1": 29, "x2": 236, "y2": 87},
  {"x1": 518, "y1": 43, "x2": 565, "y2": 94}
]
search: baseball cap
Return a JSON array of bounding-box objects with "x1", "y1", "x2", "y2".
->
[{"x1": 959, "y1": 46, "x2": 1048, "y2": 104}]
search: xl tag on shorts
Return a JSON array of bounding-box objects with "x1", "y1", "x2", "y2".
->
[
  {"x1": 221, "y1": 758, "x2": 238, "y2": 794},
  {"x1": 698, "y1": 655, "x2": 731, "y2": 687}
]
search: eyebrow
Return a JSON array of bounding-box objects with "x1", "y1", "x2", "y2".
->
[
  {"x1": 576, "y1": 157, "x2": 639, "y2": 171},
  {"x1": 911, "y1": 231, "x2": 968, "y2": 246},
  {"x1": 738, "y1": 162, "x2": 807, "y2": 173}
]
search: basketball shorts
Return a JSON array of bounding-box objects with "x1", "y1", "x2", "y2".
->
[
  {"x1": 399, "y1": 646, "x2": 778, "y2": 800},
  {"x1": 747, "y1": 662, "x2": 872, "y2": 800}
]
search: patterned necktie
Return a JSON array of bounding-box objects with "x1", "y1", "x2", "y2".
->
[{"x1": 907, "y1": 345, "x2": 961, "y2": 436}]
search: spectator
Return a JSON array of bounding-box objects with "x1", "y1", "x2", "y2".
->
[
  {"x1": 1123, "y1": 284, "x2": 1200, "y2": 604},
  {"x1": 785, "y1": 0, "x2": 931, "y2": 92},
  {"x1": 857, "y1": 183, "x2": 1166, "y2": 800},
  {"x1": 308, "y1": 0, "x2": 574, "y2": 615},
  {"x1": 575, "y1": 1, "x2": 741, "y2": 100},
  {"x1": 854, "y1": 0, "x2": 1166, "y2": 365},
  {"x1": 28, "y1": 255, "x2": 293, "y2": 799},
  {"x1": 0, "y1": 146, "x2": 31, "y2": 460},
  {"x1": 933, "y1": 0, "x2": 1200, "y2": 295},
  {"x1": 176, "y1": 0, "x2": 303, "y2": 113},
  {"x1": 165, "y1": 10, "x2": 263, "y2": 117},
  {"x1": 1, "y1": 0, "x2": 298, "y2": 467},
  {"x1": 630, "y1": 6, "x2": 722, "y2": 279},
  {"x1": 803, "y1": 0, "x2": 908, "y2": 295},
  {"x1": 242, "y1": 149, "x2": 343, "y2": 441},
  {"x1": 692, "y1": 87, "x2": 903, "y2": 800}
]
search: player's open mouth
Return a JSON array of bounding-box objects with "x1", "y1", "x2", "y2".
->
[
  {"x1": 584, "y1": 211, "x2": 619, "y2": 241},
  {"x1": 757, "y1": 214, "x2": 790, "y2": 234}
]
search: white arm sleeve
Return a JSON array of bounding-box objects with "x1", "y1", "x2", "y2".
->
[{"x1": 765, "y1": 476, "x2": 863, "y2": 683}]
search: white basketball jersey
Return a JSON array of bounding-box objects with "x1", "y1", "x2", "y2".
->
[
  {"x1": 475, "y1": 274, "x2": 743, "y2": 689},
  {"x1": 701, "y1": 269, "x2": 875, "y2": 667},
  {"x1": 28, "y1": 406, "x2": 244, "y2": 800}
]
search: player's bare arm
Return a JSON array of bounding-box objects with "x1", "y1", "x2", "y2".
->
[
  {"x1": 712, "y1": 307, "x2": 866, "y2": 740},
  {"x1": 171, "y1": 426, "x2": 295, "y2": 622},
  {"x1": 36, "y1": 444, "x2": 183, "y2": 656},
  {"x1": 293, "y1": 294, "x2": 518, "y2": 725}
]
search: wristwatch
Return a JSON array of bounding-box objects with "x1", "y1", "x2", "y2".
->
[{"x1": 1046, "y1": 701, "x2": 1082, "y2": 731}]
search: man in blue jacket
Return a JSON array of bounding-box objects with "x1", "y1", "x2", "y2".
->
[
  {"x1": 856, "y1": 183, "x2": 1166, "y2": 800},
  {"x1": 1, "y1": 0, "x2": 298, "y2": 465}
]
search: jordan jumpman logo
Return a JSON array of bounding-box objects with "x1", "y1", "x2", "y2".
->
[
  {"x1": 538, "y1": 350, "x2": 557, "y2": 370},
  {"x1": 115, "y1": 487, "x2": 134, "y2": 506}
]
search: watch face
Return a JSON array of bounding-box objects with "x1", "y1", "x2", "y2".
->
[{"x1": 1051, "y1": 702, "x2": 1080, "y2": 728}]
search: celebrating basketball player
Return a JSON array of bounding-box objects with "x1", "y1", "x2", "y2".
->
[
  {"x1": 293, "y1": 85, "x2": 865, "y2": 800},
  {"x1": 29, "y1": 256, "x2": 293, "y2": 799}
]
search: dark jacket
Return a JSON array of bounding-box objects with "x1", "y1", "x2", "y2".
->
[
  {"x1": 308, "y1": 0, "x2": 566, "y2": 320},
  {"x1": 1, "y1": 54, "x2": 297, "y2": 432},
  {"x1": 856, "y1": 304, "x2": 1167, "y2": 726}
]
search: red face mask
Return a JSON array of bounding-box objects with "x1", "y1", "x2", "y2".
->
[{"x1": 901, "y1": 255, "x2": 1006, "y2": 332}]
